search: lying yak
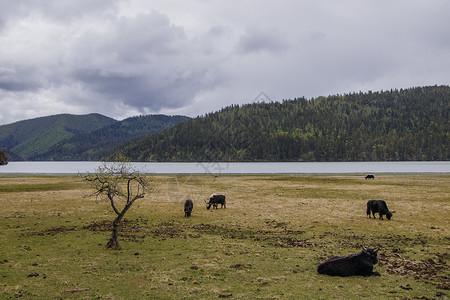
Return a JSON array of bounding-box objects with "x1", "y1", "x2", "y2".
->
[
  {"x1": 367, "y1": 200, "x2": 395, "y2": 220},
  {"x1": 317, "y1": 244, "x2": 381, "y2": 277},
  {"x1": 184, "y1": 199, "x2": 193, "y2": 217},
  {"x1": 205, "y1": 194, "x2": 226, "y2": 210}
]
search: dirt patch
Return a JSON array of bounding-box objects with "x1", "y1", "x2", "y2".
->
[
  {"x1": 82, "y1": 220, "x2": 111, "y2": 232},
  {"x1": 5, "y1": 212, "x2": 27, "y2": 218},
  {"x1": 82, "y1": 219, "x2": 150, "y2": 242},
  {"x1": 151, "y1": 221, "x2": 184, "y2": 238},
  {"x1": 83, "y1": 220, "x2": 308, "y2": 244},
  {"x1": 265, "y1": 219, "x2": 289, "y2": 229},
  {"x1": 379, "y1": 252, "x2": 449, "y2": 289},
  {"x1": 82, "y1": 219, "x2": 149, "y2": 232},
  {"x1": 190, "y1": 223, "x2": 222, "y2": 232},
  {"x1": 25, "y1": 226, "x2": 76, "y2": 236},
  {"x1": 82, "y1": 219, "x2": 184, "y2": 240},
  {"x1": 271, "y1": 237, "x2": 316, "y2": 248},
  {"x1": 230, "y1": 263, "x2": 253, "y2": 269},
  {"x1": 190, "y1": 223, "x2": 313, "y2": 248}
]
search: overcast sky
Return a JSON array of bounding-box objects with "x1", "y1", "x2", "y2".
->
[{"x1": 0, "y1": 0, "x2": 449, "y2": 125}]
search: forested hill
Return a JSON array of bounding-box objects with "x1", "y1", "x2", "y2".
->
[
  {"x1": 34, "y1": 114, "x2": 189, "y2": 161},
  {"x1": 0, "y1": 113, "x2": 116, "y2": 160},
  {"x1": 0, "y1": 149, "x2": 7, "y2": 165},
  {"x1": 115, "y1": 86, "x2": 449, "y2": 162}
]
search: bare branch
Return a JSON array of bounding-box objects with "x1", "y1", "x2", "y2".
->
[{"x1": 108, "y1": 189, "x2": 121, "y2": 215}]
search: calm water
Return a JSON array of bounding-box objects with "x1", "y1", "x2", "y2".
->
[{"x1": 0, "y1": 161, "x2": 449, "y2": 175}]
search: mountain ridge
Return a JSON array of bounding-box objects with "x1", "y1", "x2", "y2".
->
[
  {"x1": 33, "y1": 114, "x2": 189, "y2": 161},
  {"x1": 0, "y1": 113, "x2": 117, "y2": 160},
  {"x1": 2, "y1": 85, "x2": 448, "y2": 162},
  {"x1": 112, "y1": 85, "x2": 449, "y2": 162},
  {"x1": 0, "y1": 113, "x2": 189, "y2": 161}
]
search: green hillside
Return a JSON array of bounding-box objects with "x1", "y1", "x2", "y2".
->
[
  {"x1": 114, "y1": 86, "x2": 449, "y2": 162},
  {"x1": 34, "y1": 114, "x2": 189, "y2": 161},
  {"x1": 0, "y1": 149, "x2": 7, "y2": 165},
  {"x1": 0, "y1": 114, "x2": 117, "y2": 160}
]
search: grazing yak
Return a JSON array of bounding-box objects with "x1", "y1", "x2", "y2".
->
[
  {"x1": 365, "y1": 174, "x2": 375, "y2": 180},
  {"x1": 317, "y1": 244, "x2": 381, "y2": 277},
  {"x1": 184, "y1": 199, "x2": 193, "y2": 217},
  {"x1": 367, "y1": 200, "x2": 395, "y2": 220},
  {"x1": 205, "y1": 194, "x2": 226, "y2": 210}
]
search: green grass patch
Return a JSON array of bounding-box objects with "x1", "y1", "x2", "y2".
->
[
  {"x1": 0, "y1": 174, "x2": 449, "y2": 299},
  {"x1": 0, "y1": 182, "x2": 80, "y2": 193}
]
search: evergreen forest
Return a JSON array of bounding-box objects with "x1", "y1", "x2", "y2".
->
[
  {"x1": 34, "y1": 114, "x2": 188, "y2": 161},
  {"x1": 0, "y1": 113, "x2": 116, "y2": 160},
  {"x1": 115, "y1": 86, "x2": 449, "y2": 162},
  {"x1": 0, "y1": 149, "x2": 7, "y2": 165}
]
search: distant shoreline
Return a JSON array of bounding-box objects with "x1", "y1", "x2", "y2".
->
[{"x1": 1, "y1": 161, "x2": 449, "y2": 175}]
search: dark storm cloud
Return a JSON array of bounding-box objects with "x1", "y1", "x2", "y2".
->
[
  {"x1": 0, "y1": 5, "x2": 222, "y2": 123},
  {"x1": 0, "y1": 0, "x2": 449, "y2": 125},
  {"x1": 67, "y1": 11, "x2": 221, "y2": 112},
  {"x1": 0, "y1": 67, "x2": 41, "y2": 92},
  {"x1": 72, "y1": 66, "x2": 214, "y2": 111}
]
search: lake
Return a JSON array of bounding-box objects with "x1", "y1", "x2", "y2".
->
[{"x1": 0, "y1": 161, "x2": 449, "y2": 175}]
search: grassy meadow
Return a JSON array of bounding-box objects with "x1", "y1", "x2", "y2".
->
[{"x1": 0, "y1": 174, "x2": 449, "y2": 299}]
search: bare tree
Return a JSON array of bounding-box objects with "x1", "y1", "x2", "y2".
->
[{"x1": 82, "y1": 156, "x2": 149, "y2": 249}]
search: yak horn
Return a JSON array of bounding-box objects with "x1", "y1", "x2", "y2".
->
[{"x1": 362, "y1": 241, "x2": 368, "y2": 251}]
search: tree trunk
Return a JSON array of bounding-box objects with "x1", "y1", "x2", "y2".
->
[
  {"x1": 104, "y1": 200, "x2": 139, "y2": 250},
  {"x1": 106, "y1": 218, "x2": 122, "y2": 250}
]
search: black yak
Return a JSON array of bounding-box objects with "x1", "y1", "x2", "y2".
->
[
  {"x1": 367, "y1": 200, "x2": 395, "y2": 220},
  {"x1": 184, "y1": 199, "x2": 193, "y2": 217},
  {"x1": 205, "y1": 194, "x2": 226, "y2": 210},
  {"x1": 317, "y1": 244, "x2": 380, "y2": 277},
  {"x1": 365, "y1": 174, "x2": 375, "y2": 180}
]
